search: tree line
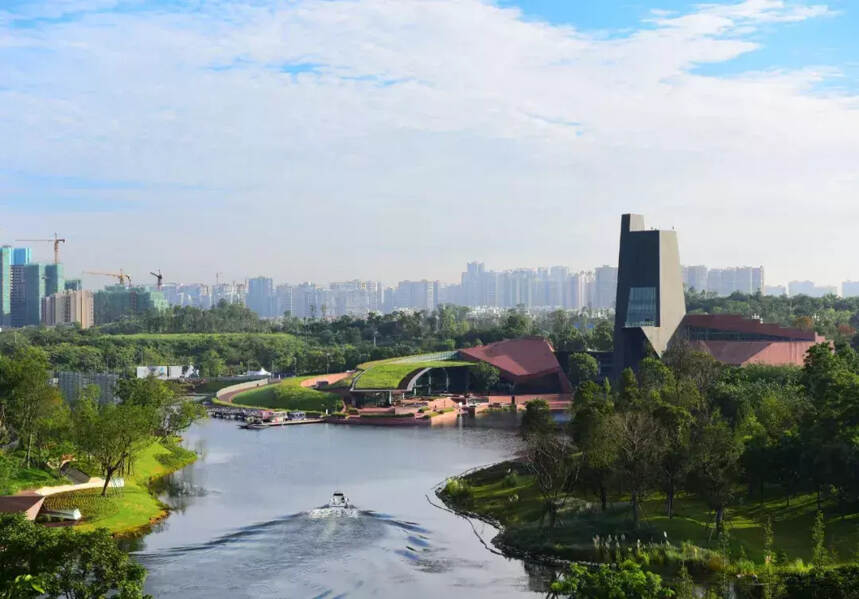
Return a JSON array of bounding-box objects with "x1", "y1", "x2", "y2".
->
[
  {"x1": 0, "y1": 305, "x2": 614, "y2": 377},
  {"x1": 523, "y1": 341, "x2": 859, "y2": 538}
]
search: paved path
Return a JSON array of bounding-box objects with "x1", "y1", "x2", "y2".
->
[{"x1": 16, "y1": 477, "x2": 109, "y2": 497}]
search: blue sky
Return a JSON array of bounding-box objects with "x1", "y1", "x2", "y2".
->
[{"x1": 1, "y1": 0, "x2": 858, "y2": 288}]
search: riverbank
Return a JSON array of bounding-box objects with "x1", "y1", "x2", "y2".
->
[
  {"x1": 438, "y1": 460, "x2": 859, "y2": 575},
  {"x1": 42, "y1": 439, "x2": 197, "y2": 536}
]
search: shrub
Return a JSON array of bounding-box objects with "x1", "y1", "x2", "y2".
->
[
  {"x1": 503, "y1": 471, "x2": 520, "y2": 488},
  {"x1": 781, "y1": 565, "x2": 859, "y2": 599},
  {"x1": 443, "y1": 478, "x2": 474, "y2": 504}
]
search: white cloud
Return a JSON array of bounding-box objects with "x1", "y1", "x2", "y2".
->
[{"x1": 0, "y1": 0, "x2": 855, "y2": 288}]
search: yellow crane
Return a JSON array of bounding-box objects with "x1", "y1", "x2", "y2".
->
[
  {"x1": 84, "y1": 269, "x2": 132, "y2": 286},
  {"x1": 15, "y1": 233, "x2": 66, "y2": 264}
]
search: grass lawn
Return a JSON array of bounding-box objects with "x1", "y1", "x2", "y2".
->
[
  {"x1": 355, "y1": 360, "x2": 473, "y2": 389},
  {"x1": 42, "y1": 440, "x2": 197, "y2": 535},
  {"x1": 228, "y1": 376, "x2": 342, "y2": 412},
  {"x1": 442, "y1": 461, "x2": 859, "y2": 567},
  {"x1": 1, "y1": 460, "x2": 65, "y2": 495}
]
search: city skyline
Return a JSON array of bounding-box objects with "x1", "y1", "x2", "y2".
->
[{"x1": 2, "y1": 1, "x2": 859, "y2": 287}]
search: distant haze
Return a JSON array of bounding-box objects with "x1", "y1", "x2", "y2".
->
[{"x1": 1, "y1": 1, "x2": 857, "y2": 289}]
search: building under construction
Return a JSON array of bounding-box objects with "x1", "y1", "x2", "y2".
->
[{"x1": 93, "y1": 285, "x2": 168, "y2": 325}]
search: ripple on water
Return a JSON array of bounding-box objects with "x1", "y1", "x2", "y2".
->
[{"x1": 137, "y1": 508, "x2": 448, "y2": 598}]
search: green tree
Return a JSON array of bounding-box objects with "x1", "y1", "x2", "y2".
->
[
  {"x1": 0, "y1": 347, "x2": 61, "y2": 467},
  {"x1": 568, "y1": 353, "x2": 599, "y2": 387},
  {"x1": 573, "y1": 402, "x2": 618, "y2": 511},
  {"x1": 588, "y1": 321, "x2": 614, "y2": 352},
  {"x1": 526, "y1": 433, "x2": 579, "y2": 529},
  {"x1": 550, "y1": 561, "x2": 672, "y2": 599},
  {"x1": 198, "y1": 349, "x2": 226, "y2": 377},
  {"x1": 469, "y1": 361, "x2": 500, "y2": 394},
  {"x1": 614, "y1": 410, "x2": 664, "y2": 528},
  {"x1": 0, "y1": 514, "x2": 149, "y2": 599},
  {"x1": 521, "y1": 399, "x2": 555, "y2": 440},
  {"x1": 71, "y1": 396, "x2": 156, "y2": 496},
  {"x1": 689, "y1": 416, "x2": 744, "y2": 536},
  {"x1": 811, "y1": 510, "x2": 827, "y2": 568}
]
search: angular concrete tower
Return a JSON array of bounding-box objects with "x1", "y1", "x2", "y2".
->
[{"x1": 612, "y1": 214, "x2": 686, "y2": 376}]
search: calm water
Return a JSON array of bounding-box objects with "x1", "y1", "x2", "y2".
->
[{"x1": 132, "y1": 416, "x2": 550, "y2": 598}]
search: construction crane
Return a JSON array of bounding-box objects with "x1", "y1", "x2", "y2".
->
[
  {"x1": 15, "y1": 233, "x2": 66, "y2": 264},
  {"x1": 150, "y1": 270, "x2": 163, "y2": 289},
  {"x1": 84, "y1": 270, "x2": 132, "y2": 286}
]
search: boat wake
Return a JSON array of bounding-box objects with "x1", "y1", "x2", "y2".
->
[
  {"x1": 136, "y1": 507, "x2": 451, "y2": 597},
  {"x1": 308, "y1": 507, "x2": 360, "y2": 518}
]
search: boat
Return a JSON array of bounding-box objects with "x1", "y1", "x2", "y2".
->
[
  {"x1": 309, "y1": 491, "x2": 358, "y2": 518},
  {"x1": 328, "y1": 491, "x2": 351, "y2": 509}
]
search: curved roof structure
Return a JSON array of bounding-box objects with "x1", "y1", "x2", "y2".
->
[{"x1": 459, "y1": 337, "x2": 571, "y2": 391}]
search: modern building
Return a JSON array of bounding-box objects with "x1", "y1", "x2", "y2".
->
[
  {"x1": 391, "y1": 280, "x2": 437, "y2": 311},
  {"x1": 0, "y1": 246, "x2": 11, "y2": 326},
  {"x1": 843, "y1": 281, "x2": 859, "y2": 298},
  {"x1": 64, "y1": 279, "x2": 83, "y2": 291},
  {"x1": 57, "y1": 371, "x2": 120, "y2": 405},
  {"x1": 788, "y1": 281, "x2": 837, "y2": 298},
  {"x1": 459, "y1": 337, "x2": 572, "y2": 393},
  {"x1": 765, "y1": 285, "x2": 787, "y2": 297},
  {"x1": 42, "y1": 290, "x2": 94, "y2": 329},
  {"x1": 593, "y1": 266, "x2": 618, "y2": 310},
  {"x1": 93, "y1": 285, "x2": 168, "y2": 325},
  {"x1": 247, "y1": 276, "x2": 276, "y2": 318},
  {"x1": 612, "y1": 214, "x2": 686, "y2": 376},
  {"x1": 11, "y1": 263, "x2": 45, "y2": 327},
  {"x1": 682, "y1": 265, "x2": 708, "y2": 293},
  {"x1": 706, "y1": 266, "x2": 765, "y2": 296},
  {"x1": 44, "y1": 263, "x2": 64, "y2": 297},
  {"x1": 677, "y1": 314, "x2": 825, "y2": 367},
  {"x1": 12, "y1": 247, "x2": 31, "y2": 266}
]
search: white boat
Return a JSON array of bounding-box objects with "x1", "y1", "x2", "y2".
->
[
  {"x1": 309, "y1": 491, "x2": 358, "y2": 518},
  {"x1": 329, "y1": 491, "x2": 351, "y2": 509}
]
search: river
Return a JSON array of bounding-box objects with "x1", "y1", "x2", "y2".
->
[{"x1": 131, "y1": 416, "x2": 550, "y2": 598}]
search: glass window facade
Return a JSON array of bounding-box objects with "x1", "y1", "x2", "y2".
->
[{"x1": 625, "y1": 286, "x2": 657, "y2": 327}]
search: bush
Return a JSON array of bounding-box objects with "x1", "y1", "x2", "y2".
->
[
  {"x1": 443, "y1": 478, "x2": 474, "y2": 504},
  {"x1": 781, "y1": 565, "x2": 859, "y2": 599},
  {"x1": 503, "y1": 471, "x2": 521, "y2": 488}
]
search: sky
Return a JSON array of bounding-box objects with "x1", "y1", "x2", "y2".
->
[{"x1": 1, "y1": 0, "x2": 858, "y2": 289}]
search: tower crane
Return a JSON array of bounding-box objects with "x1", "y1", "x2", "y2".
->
[
  {"x1": 150, "y1": 270, "x2": 163, "y2": 289},
  {"x1": 15, "y1": 233, "x2": 66, "y2": 264},
  {"x1": 84, "y1": 269, "x2": 132, "y2": 286}
]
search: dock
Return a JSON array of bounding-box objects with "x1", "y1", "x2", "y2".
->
[{"x1": 239, "y1": 418, "x2": 324, "y2": 429}]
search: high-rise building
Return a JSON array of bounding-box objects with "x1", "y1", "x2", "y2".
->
[
  {"x1": 247, "y1": 277, "x2": 275, "y2": 318},
  {"x1": 64, "y1": 279, "x2": 83, "y2": 291},
  {"x1": 392, "y1": 280, "x2": 436, "y2": 311},
  {"x1": 787, "y1": 280, "x2": 836, "y2": 298},
  {"x1": 593, "y1": 265, "x2": 618, "y2": 310},
  {"x1": 93, "y1": 285, "x2": 168, "y2": 325},
  {"x1": 765, "y1": 285, "x2": 787, "y2": 297},
  {"x1": 11, "y1": 263, "x2": 45, "y2": 327},
  {"x1": 45, "y1": 263, "x2": 64, "y2": 297},
  {"x1": 0, "y1": 246, "x2": 11, "y2": 326},
  {"x1": 42, "y1": 290, "x2": 94, "y2": 329},
  {"x1": 706, "y1": 266, "x2": 765, "y2": 296},
  {"x1": 682, "y1": 265, "x2": 708, "y2": 293},
  {"x1": 843, "y1": 281, "x2": 859, "y2": 298},
  {"x1": 613, "y1": 214, "x2": 686, "y2": 376},
  {"x1": 12, "y1": 247, "x2": 31, "y2": 266}
]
